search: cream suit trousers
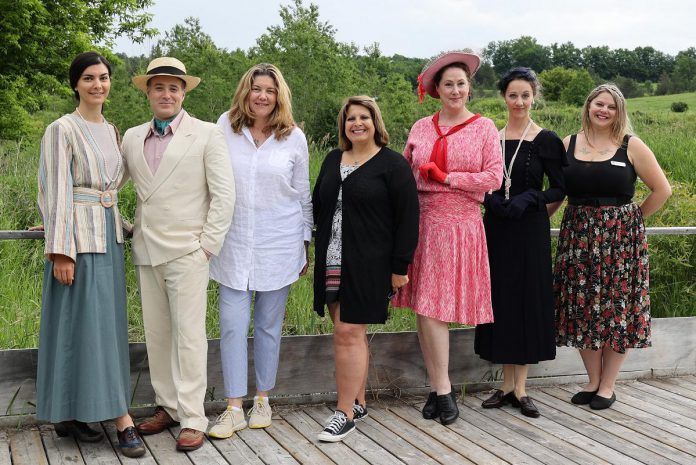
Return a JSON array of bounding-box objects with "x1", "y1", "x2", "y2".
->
[{"x1": 137, "y1": 248, "x2": 210, "y2": 432}]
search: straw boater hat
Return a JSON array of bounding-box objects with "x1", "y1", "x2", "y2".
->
[
  {"x1": 132, "y1": 57, "x2": 201, "y2": 93},
  {"x1": 418, "y1": 50, "x2": 481, "y2": 102}
]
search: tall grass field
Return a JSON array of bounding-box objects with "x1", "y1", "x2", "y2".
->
[{"x1": 1, "y1": 96, "x2": 694, "y2": 349}]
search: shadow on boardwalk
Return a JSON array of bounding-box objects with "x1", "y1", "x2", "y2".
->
[{"x1": 3, "y1": 377, "x2": 696, "y2": 464}]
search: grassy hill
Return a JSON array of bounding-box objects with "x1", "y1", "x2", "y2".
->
[{"x1": 628, "y1": 92, "x2": 696, "y2": 113}]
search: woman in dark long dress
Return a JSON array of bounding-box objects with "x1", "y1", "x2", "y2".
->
[
  {"x1": 555, "y1": 84, "x2": 671, "y2": 410},
  {"x1": 474, "y1": 68, "x2": 566, "y2": 418},
  {"x1": 312, "y1": 96, "x2": 419, "y2": 442},
  {"x1": 36, "y1": 52, "x2": 144, "y2": 457}
]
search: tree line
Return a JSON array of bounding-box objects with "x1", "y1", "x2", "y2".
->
[{"x1": 2, "y1": 0, "x2": 694, "y2": 142}]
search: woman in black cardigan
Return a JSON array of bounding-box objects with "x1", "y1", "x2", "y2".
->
[{"x1": 313, "y1": 96, "x2": 419, "y2": 442}]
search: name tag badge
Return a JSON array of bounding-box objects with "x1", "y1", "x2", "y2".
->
[{"x1": 611, "y1": 161, "x2": 627, "y2": 167}]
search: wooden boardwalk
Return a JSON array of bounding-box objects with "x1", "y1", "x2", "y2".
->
[{"x1": 3, "y1": 377, "x2": 696, "y2": 464}]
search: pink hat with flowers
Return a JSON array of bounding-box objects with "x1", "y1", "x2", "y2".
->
[{"x1": 418, "y1": 49, "x2": 481, "y2": 103}]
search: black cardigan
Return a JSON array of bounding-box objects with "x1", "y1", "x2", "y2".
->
[{"x1": 312, "y1": 147, "x2": 419, "y2": 324}]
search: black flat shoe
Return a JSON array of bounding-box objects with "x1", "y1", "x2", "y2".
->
[
  {"x1": 481, "y1": 389, "x2": 516, "y2": 409},
  {"x1": 422, "y1": 391, "x2": 439, "y2": 419},
  {"x1": 54, "y1": 421, "x2": 104, "y2": 442},
  {"x1": 117, "y1": 426, "x2": 146, "y2": 458},
  {"x1": 437, "y1": 391, "x2": 459, "y2": 425},
  {"x1": 590, "y1": 393, "x2": 616, "y2": 410},
  {"x1": 517, "y1": 396, "x2": 541, "y2": 418},
  {"x1": 571, "y1": 389, "x2": 598, "y2": 405}
]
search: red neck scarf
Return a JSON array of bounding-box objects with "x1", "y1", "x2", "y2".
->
[{"x1": 430, "y1": 112, "x2": 481, "y2": 171}]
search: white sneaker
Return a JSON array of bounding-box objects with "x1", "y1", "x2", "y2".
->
[
  {"x1": 207, "y1": 407, "x2": 247, "y2": 439},
  {"x1": 248, "y1": 397, "x2": 272, "y2": 429},
  {"x1": 317, "y1": 410, "x2": 355, "y2": 442}
]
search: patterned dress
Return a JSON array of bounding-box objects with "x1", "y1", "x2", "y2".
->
[
  {"x1": 555, "y1": 134, "x2": 650, "y2": 353},
  {"x1": 392, "y1": 115, "x2": 503, "y2": 324}
]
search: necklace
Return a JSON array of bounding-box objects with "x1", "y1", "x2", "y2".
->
[
  {"x1": 75, "y1": 108, "x2": 121, "y2": 185},
  {"x1": 344, "y1": 149, "x2": 376, "y2": 166},
  {"x1": 500, "y1": 120, "x2": 533, "y2": 200}
]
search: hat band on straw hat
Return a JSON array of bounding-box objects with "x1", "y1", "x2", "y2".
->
[{"x1": 147, "y1": 66, "x2": 187, "y2": 76}]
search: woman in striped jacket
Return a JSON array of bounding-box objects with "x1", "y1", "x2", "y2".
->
[{"x1": 36, "y1": 52, "x2": 145, "y2": 458}]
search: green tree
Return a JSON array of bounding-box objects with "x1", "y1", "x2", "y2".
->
[
  {"x1": 560, "y1": 69, "x2": 594, "y2": 106},
  {"x1": 550, "y1": 42, "x2": 582, "y2": 69},
  {"x1": 484, "y1": 36, "x2": 551, "y2": 75},
  {"x1": 250, "y1": 0, "x2": 361, "y2": 140},
  {"x1": 539, "y1": 67, "x2": 575, "y2": 101},
  {"x1": 0, "y1": 0, "x2": 156, "y2": 139}
]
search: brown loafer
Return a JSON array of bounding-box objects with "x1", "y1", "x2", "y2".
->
[
  {"x1": 481, "y1": 389, "x2": 516, "y2": 409},
  {"x1": 176, "y1": 428, "x2": 204, "y2": 451},
  {"x1": 517, "y1": 396, "x2": 540, "y2": 418},
  {"x1": 136, "y1": 406, "x2": 179, "y2": 435}
]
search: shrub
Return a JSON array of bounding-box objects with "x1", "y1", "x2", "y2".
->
[{"x1": 671, "y1": 101, "x2": 689, "y2": 113}]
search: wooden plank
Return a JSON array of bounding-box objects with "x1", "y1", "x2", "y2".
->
[
  {"x1": 538, "y1": 387, "x2": 687, "y2": 464},
  {"x1": 303, "y1": 405, "x2": 405, "y2": 465},
  {"x1": 0, "y1": 431, "x2": 12, "y2": 465},
  {"x1": 39, "y1": 425, "x2": 86, "y2": 465},
  {"x1": 465, "y1": 393, "x2": 611, "y2": 465},
  {"x1": 470, "y1": 391, "x2": 640, "y2": 465},
  {"x1": 10, "y1": 429, "x2": 48, "y2": 465},
  {"x1": 281, "y1": 409, "x2": 370, "y2": 465},
  {"x1": 367, "y1": 406, "x2": 474, "y2": 464},
  {"x1": 616, "y1": 383, "x2": 696, "y2": 421},
  {"x1": 442, "y1": 400, "x2": 571, "y2": 465},
  {"x1": 169, "y1": 425, "x2": 230, "y2": 465},
  {"x1": 640, "y1": 378, "x2": 696, "y2": 402},
  {"x1": 630, "y1": 379, "x2": 696, "y2": 412},
  {"x1": 141, "y1": 429, "x2": 192, "y2": 465},
  {"x1": 319, "y1": 405, "x2": 439, "y2": 465},
  {"x1": 263, "y1": 418, "x2": 334, "y2": 465},
  {"x1": 555, "y1": 385, "x2": 696, "y2": 456},
  {"x1": 522, "y1": 390, "x2": 653, "y2": 465},
  {"x1": 611, "y1": 384, "x2": 696, "y2": 432},
  {"x1": 408, "y1": 402, "x2": 541, "y2": 465},
  {"x1": 207, "y1": 430, "x2": 264, "y2": 465},
  {"x1": 236, "y1": 428, "x2": 300, "y2": 465},
  {"x1": 102, "y1": 422, "x2": 158, "y2": 465},
  {"x1": 388, "y1": 404, "x2": 507, "y2": 465},
  {"x1": 76, "y1": 423, "x2": 121, "y2": 465},
  {"x1": 662, "y1": 376, "x2": 696, "y2": 393}
]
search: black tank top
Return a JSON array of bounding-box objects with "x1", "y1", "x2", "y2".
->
[{"x1": 564, "y1": 134, "x2": 636, "y2": 202}]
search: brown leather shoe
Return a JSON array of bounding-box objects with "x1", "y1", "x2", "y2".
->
[
  {"x1": 136, "y1": 406, "x2": 179, "y2": 435},
  {"x1": 176, "y1": 428, "x2": 204, "y2": 451}
]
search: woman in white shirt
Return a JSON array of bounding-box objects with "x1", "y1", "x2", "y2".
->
[{"x1": 208, "y1": 63, "x2": 312, "y2": 437}]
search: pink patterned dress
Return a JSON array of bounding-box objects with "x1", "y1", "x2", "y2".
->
[{"x1": 392, "y1": 115, "x2": 503, "y2": 324}]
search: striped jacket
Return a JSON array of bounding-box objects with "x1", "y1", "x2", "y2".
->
[{"x1": 38, "y1": 114, "x2": 125, "y2": 261}]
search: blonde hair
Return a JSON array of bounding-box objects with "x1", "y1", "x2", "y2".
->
[
  {"x1": 228, "y1": 63, "x2": 295, "y2": 140},
  {"x1": 581, "y1": 83, "x2": 634, "y2": 145},
  {"x1": 337, "y1": 96, "x2": 390, "y2": 151}
]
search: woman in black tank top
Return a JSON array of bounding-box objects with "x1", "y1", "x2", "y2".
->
[{"x1": 554, "y1": 84, "x2": 671, "y2": 410}]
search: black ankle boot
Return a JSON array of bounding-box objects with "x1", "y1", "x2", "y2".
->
[
  {"x1": 437, "y1": 390, "x2": 459, "y2": 425},
  {"x1": 422, "y1": 391, "x2": 438, "y2": 419}
]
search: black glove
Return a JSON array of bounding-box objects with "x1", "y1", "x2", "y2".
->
[
  {"x1": 503, "y1": 190, "x2": 540, "y2": 219},
  {"x1": 483, "y1": 193, "x2": 507, "y2": 217}
]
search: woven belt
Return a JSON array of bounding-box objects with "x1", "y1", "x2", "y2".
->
[
  {"x1": 567, "y1": 196, "x2": 632, "y2": 207},
  {"x1": 73, "y1": 187, "x2": 118, "y2": 208}
]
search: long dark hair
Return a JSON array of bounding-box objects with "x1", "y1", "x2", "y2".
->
[{"x1": 69, "y1": 52, "x2": 112, "y2": 101}]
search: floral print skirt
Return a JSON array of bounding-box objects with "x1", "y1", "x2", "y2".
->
[{"x1": 554, "y1": 202, "x2": 650, "y2": 353}]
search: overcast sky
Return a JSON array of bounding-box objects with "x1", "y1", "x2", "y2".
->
[{"x1": 114, "y1": 0, "x2": 695, "y2": 59}]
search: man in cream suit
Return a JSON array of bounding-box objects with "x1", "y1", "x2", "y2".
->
[{"x1": 121, "y1": 57, "x2": 234, "y2": 451}]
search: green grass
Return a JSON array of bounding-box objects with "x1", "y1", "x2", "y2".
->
[
  {"x1": 628, "y1": 92, "x2": 696, "y2": 113},
  {"x1": 1, "y1": 98, "x2": 695, "y2": 348}
]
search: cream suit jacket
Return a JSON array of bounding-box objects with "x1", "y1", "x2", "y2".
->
[{"x1": 121, "y1": 112, "x2": 235, "y2": 266}]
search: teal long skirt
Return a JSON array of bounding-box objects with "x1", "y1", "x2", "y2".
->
[{"x1": 36, "y1": 207, "x2": 130, "y2": 422}]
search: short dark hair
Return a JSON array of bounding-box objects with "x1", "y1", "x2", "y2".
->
[
  {"x1": 69, "y1": 52, "x2": 112, "y2": 101},
  {"x1": 497, "y1": 67, "x2": 540, "y2": 96}
]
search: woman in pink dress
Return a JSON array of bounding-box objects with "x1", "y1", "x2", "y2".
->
[{"x1": 393, "y1": 50, "x2": 503, "y2": 424}]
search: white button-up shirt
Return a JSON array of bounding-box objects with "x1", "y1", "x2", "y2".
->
[{"x1": 209, "y1": 112, "x2": 313, "y2": 291}]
